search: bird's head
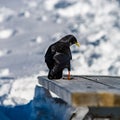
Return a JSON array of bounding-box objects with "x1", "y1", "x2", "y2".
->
[
  {"x1": 59, "y1": 34, "x2": 80, "y2": 47},
  {"x1": 67, "y1": 35, "x2": 80, "y2": 47}
]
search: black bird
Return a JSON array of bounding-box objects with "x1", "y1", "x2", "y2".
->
[{"x1": 45, "y1": 34, "x2": 80, "y2": 80}]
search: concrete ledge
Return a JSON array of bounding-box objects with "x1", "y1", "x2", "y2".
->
[{"x1": 38, "y1": 75, "x2": 120, "y2": 107}]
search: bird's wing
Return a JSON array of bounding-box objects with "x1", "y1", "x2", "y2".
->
[{"x1": 53, "y1": 52, "x2": 70, "y2": 64}]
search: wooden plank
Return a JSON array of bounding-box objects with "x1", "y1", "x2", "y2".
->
[
  {"x1": 80, "y1": 76, "x2": 120, "y2": 89},
  {"x1": 38, "y1": 76, "x2": 120, "y2": 107}
]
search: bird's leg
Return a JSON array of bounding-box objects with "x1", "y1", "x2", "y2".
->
[{"x1": 68, "y1": 71, "x2": 70, "y2": 80}]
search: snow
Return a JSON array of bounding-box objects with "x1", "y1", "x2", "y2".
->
[
  {"x1": 0, "y1": 69, "x2": 10, "y2": 77},
  {"x1": 0, "y1": 86, "x2": 79, "y2": 120},
  {"x1": 34, "y1": 36, "x2": 43, "y2": 44},
  {"x1": 0, "y1": 29, "x2": 14, "y2": 39},
  {"x1": 0, "y1": 7, "x2": 15, "y2": 23},
  {"x1": 87, "y1": 31, "x2": 106, "y2": 42},
  {"x1": 0, "y1": 50, "x2": 7, "y2": 57},
  {"x1": 57, "y1": 2, "x2": 90, "y2": 17},
  {"x1": 25, "y1": 1, "x2": 38, "y2": 8},
  {"x1": 0, "y1": 0, "x2": 120, "y2": 119},
  {"x1": 44, "y1": 0, "x2": 59, "y2": 11},
  {"x1": 19, "y1": 11, "x2": 30, "y2": 18}
]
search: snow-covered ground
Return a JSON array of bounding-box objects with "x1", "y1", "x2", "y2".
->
[{"x1": 0, "y1": 0, "x2": 120, "y2": 112}]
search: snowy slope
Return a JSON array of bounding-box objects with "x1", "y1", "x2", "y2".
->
[{"x1": 0, "y1": 0, "x2": 120, "y2": 108}]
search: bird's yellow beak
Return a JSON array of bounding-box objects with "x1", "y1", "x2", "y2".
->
[{"x1": 75, "y1": 42, "x2": 80, "y2": 47}]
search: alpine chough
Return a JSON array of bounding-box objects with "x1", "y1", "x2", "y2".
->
[{"x1": 45, "y1": 34, "x2": 80, "y2": 80}]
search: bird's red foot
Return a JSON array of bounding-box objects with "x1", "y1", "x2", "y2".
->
[{"x1": 68, "y1": 71, "x2": 70, "y2": 80}]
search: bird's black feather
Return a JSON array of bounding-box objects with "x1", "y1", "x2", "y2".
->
[{"x1": 45, "y1": 34, "x2": 78, "y2": 79}]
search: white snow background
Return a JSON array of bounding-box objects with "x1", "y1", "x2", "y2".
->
[{"x1": 0, "y1": 0, "x2": 120, "y2": 119}]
